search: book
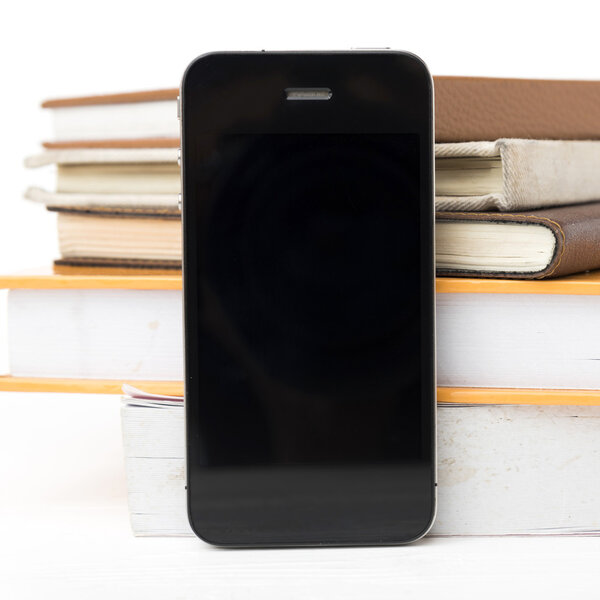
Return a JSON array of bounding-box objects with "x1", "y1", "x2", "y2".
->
[
  {"x1": 25, "y1": 148, "x2": 179, "y2": 217},
  {"x1": 25, "y1": 139, "x2": 600, "y2": 211},
  {"x1": 436, "y1": 201, "x2": 600, "y2": 279},
  {"x1": 53, "y1": 209, "x2": 181, "y2": 267},
  {"x1": 24, "y1": 148, "x2": 179, "y2": 207},
  {"x1": 25, "y1": 187, "x2": 179, "y2": 210},
  {"x1": 27, "y1": 140, "x2": 600, "y2": 214},
  {"x1": 2, "y1": 270, "x2": 182, "y2": 382},
  {"x1": 54, "y1": 162, "x2": 180, "y2": 195},
  {"x1": 41, "y1": 89, "x2": 180, "y2": 146},
  {"x1": 39, "y1": 78, "x2": 600, "y2": 147},
  {"x1": 120, "y1": 387, "x2": 600, "y2": 536},
  {"x1": 4, "y1": 270, "x2": 600, "y2": 388},
  {"x1": 24, "y1": 147, "x2": 179, "y2": 168},
  {"x1": 434, "y1": 76, "x2": 600, "y2": 142},
  {"x1": 35, "y1": 197, "x2": 600, "y2": 278},
  {"x1": 435, "y1": 139, "x2": 600, "y2": 211}
]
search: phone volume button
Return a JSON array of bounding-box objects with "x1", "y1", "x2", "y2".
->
[
  {"x1": 177, "y1": 147, "x2": 181, "y2": 167},
  {"x1": 177, "y1": 95, "x2": 181, "y2": 120},
  {"x1": 177, "y1": 193, "x2": 182, "y2": 211}
]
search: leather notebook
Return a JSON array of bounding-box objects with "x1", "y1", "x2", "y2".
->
[
  {"x1": 436, "y1": 201, "x2": 600, "y2": 279},
  {"x1": 434, "y1": 76, "x2": 600, "y2": 142}
]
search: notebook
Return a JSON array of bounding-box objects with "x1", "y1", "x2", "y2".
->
[
  {"x1": 39, "y1": 78, "x2": 600, "y2": 146},
  {"x1": 436, "y1": 201, "x2": 600, "y2": 279}
]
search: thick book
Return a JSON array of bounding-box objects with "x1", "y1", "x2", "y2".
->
[
  {"x1": 436, "y1": 202, "x2": 600, "y2": 279},
  {"x1": 4, "y1": 271, "x2": 600, "y2": 389},
  {"x1": 120, "y1": 388, "x2": 600, "y2": 536},
  {"x1": 40, "y1": 77, "x2": 600, "y2": 146},
  {"x1": 26, "y1": 140, "x2": 600, "y2": 215},
  {"x1": 435, "y1": 139, "x2": 600, "y2": 211}
]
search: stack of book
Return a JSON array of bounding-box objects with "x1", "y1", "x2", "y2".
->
[
  {"x1": 24, "y1": 90, "x2": 181, "y2": 269},
  {"x1": 9, "y1": 76, "x2": 600, "y2": 537},
  {"x1": 25, "y1": 78, "x2": 600, "y2": 277}
]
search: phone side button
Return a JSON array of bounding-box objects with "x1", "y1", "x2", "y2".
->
[
  {"x1": 177, "y1": 193, "x2": 182, "y2": 211},
  {"x1": 177, "y1": 95, "x2": 181, "y2": 120},
  {"x1": 177, "y1": 148, "x2": 181, "y2": 167}
]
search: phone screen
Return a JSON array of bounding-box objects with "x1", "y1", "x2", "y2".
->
[
  {"x1": 183, "y1": 52, "x2": 435, "y2": 546},
  {"x1": 195, "y1": 133, "x2": 420, "y2": 458}
]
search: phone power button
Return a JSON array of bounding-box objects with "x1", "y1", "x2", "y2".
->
[{"x1": 177, "y1": 193, "x2": 182, "y2": 211}]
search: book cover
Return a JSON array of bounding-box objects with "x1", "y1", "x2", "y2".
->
[
  {"x1": 435, "y1": 139, "x2": 600, "y2": 212},
  {"x1": 39, "y1": 78, "x2": 600, "y2": 145},
  {"x1": 436, "y1": 201, "x2": 600, "y2": 279}
]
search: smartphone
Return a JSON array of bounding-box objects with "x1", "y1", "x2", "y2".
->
[{"x1": 181, "y1": 50, "x2": 435, "y2": 547}]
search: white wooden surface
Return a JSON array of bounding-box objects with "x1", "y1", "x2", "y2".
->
[{"x1": 1, "y1": 391, "x2": 599, "y2": 599}]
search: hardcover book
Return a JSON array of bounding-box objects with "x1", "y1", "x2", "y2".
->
[
  {"x1": 435, "y1": 139, "x2": 600, "y2": 212},
  {"x1": 26, "y1": 140, "x2": 600, "y2": 215},
  {"x1": 436, "y1": 202, "x2": 600, "y2": 279},
  {"x1": 39, "y1": 77, "x2": 600, "y2": 146}
]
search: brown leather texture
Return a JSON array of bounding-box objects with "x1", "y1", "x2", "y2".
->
[
  {"x1": 436, "y1": 201, "x2": 600, "y2": 279},
  {"x1": 435, "y1": 76, "x2": 600, "y2": 142}
]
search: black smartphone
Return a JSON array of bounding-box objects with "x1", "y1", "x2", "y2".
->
[{"x1": 181, "y1": 50, "x2": 435, "y2": 547}]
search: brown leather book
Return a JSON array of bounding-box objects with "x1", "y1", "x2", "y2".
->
[
  {"x1": 434, "y1": 76, "x2": 600, "y2": 142},
  {"x1": 436, "y1": 202, "x2": 600, "y2": 279},
  {"x1": 40, "y1": 77, "x2": 600, "y2": 146},
  {"x1": 49, "y1": 202, "x2": 600, "y2": 278}
]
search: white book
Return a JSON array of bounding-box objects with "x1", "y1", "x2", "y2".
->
[
  {"x1": 48, "y1": 99, "x2": 179, "y2": 142},
  {"x1": 7, "y1": 284, "x2": 600, "y2": 388},
  {"x1": 120, "y1": 393, "x2": 600, "y2": 536}
]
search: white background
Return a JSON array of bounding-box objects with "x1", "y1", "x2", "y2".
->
[{"x1": 2, "y1": 1, "x2": 600, "y2": 597}]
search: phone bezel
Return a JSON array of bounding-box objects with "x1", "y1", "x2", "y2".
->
[{"x1": 181, "y1": 50, "x2": 436, "y2": 547}]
